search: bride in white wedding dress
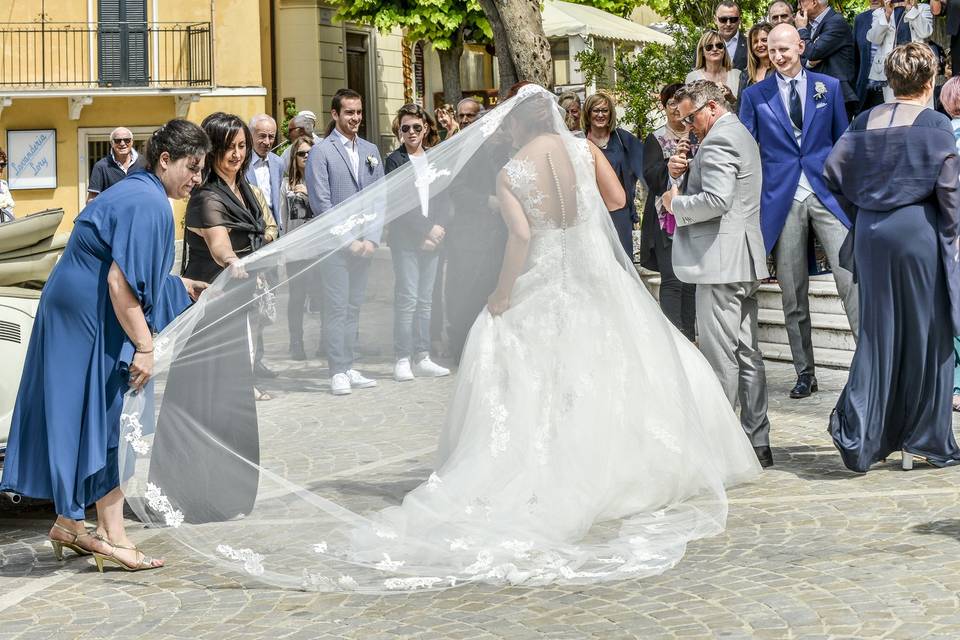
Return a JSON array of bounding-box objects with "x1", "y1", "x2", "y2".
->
[{"x1": 118, "y1": 85, "x2": 760, "y2": 591}]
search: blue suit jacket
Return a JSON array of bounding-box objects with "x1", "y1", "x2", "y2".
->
[
  {"x1": 800, "y1": 9, "x2": 858, "y2": 104},
  {"x1": 738, "y1": 71, "x2": 850, "y2": 253},
  {"x1": 853, "y1": 7, "x2": 911, "y2": 106},
  {"x1": 245, "y1": 151, "x2": 284, "y2": 232},
  {"x1": 305, "y1": 132, "x2": 385, "y2": 246}
]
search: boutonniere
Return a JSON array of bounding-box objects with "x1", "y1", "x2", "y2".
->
[
  {"x1": 366, "y1": 155, "x2": 379, "y2": 169},
  {"x1": 814, "y1": 81, "x2": 828, "y2": 101}
]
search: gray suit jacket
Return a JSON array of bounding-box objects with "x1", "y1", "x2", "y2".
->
[
  {"x1": 305, "y1": 131, "x2": 385, "y2": 245},
  {"x1": 245, "y1": 151, "x2": 284, "y2": 232},
  {"x1": 671, "y1": 113, "x2": 768, "y2": 285}
]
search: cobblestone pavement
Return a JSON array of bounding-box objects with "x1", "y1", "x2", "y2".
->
[{"x1": 2, "y1": 293, "x2": 960, "y2": 639}]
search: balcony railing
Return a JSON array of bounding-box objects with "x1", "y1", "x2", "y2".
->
[{"x1": 0, "y1": 21, "x2": 212, "y2": 90}]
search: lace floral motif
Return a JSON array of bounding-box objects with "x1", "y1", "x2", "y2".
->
[
  {"x1": 216, "y1": 544, "x2": 265, "y2": 576},
  {"x1": 504, "y1": 158, "x2": 552, "y2": 229},
  {"x1": 384, "y1": 576, "x2": 453, "y2": 590},
  {"x1": 153, "y1": 335, "x2": 171, "y2": 359},
  {"x1": 144, "y1": 483, "x2": 184, "y2": 528},
  {"x1": 413, "y1": 164, "x2": 451, "y2": 189},
  {"x1": 121, "y1": 411, "x2": 149, "y2": 456},
  {"x1": 330, "y1": 212, "x2": 377, "y2": 237}
]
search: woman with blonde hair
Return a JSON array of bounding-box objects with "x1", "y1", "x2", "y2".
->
[
  {"x1": 583, "y1": 91, "x2": 645, "y2": 259},
  {"x1": 434, "y1": 103, "x2": 459, "y2": 140},
  {"x1": 686, "y1": 30, "x2": 742, "y2": 98}
]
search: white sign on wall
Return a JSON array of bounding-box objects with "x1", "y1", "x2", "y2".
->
[{"x1": 7, "y1": 129, "x2": 57, "y2": 190}]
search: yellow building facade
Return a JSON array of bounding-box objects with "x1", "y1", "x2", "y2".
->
[
  {"x1": 1, "y1": 1, "x2": 410, "y2": 233},
  {"x1": 0, "y1": 0, "x2": 265, "y2": 232}
]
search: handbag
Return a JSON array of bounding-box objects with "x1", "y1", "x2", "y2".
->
[{"x1": 255, "y1": 275, "x2": 277, "y2": 325}]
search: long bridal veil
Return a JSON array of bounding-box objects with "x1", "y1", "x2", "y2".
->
[{"x1": 119, "y1": 85, "x2": 760, "y2": 592}]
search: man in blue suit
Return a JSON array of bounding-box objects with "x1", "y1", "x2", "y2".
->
[
  {"x1": 306, "y1": 88, "x2": 385, "y2": 396},
  {"x1": 797, "y1": 0, "x2": 858, "y2": 116},
  {"x1": 739, "y1": 24, "x2": 859, "y2": 400},
  {"x1": 246, "y1": 114, "x2": 284, "y2": 234}
]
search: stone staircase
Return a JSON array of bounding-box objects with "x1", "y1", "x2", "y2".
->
[{"x1": 639, "y1": 271, "x2": 854, "y2": 370}]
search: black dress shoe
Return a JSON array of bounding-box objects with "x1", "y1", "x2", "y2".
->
[
  {"x1": 789, "y1": 375, "x2": 818, "y2": 399},
  {"x1": 754, "y1": 445, "x2": 774, "y2": 468},
  {"x1": 254, "y1": 360, "x2": 278, "y2": 378}
]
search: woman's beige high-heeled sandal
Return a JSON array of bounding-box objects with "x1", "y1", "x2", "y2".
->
[
  {"x1": 93, "y1": 540, "x2": 161, "y2": 572},
  {"x1": 49, "y1": 522, "x2": 98, "y2": 561}
]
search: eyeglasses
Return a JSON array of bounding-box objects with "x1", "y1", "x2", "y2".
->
[
  {"x1": 112, "y1": 137, "x2": 132, "y2": 145},
  {"x1": 400, "y1": 123, "x2": 424, "y2": 134},
  {"x1": 769, "y1": 13, "x2": 791, "y2": 21},
  {"x1": 717, "y1": 16, "x2": 740, "y2": 23},
  {"x1": 702, "y1": 43, "x2": 725, "y2": 52},
  {"x1": 680, "y1": 102, "x2": 709, "y2": 126},
  {"x1": 590, "y1": 108, "x2": 610, "y2": 115},
  {"x1": 296, "y1": 150, "x2": 310, "y2": 158}
]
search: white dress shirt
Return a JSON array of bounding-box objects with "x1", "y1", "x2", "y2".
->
[
  {"x1": 408, "y1": 152, "x2": 431, "y2": 218},
  {"x1": 333, "y1": 127, "x2": 360, "y2": 179},
  {"x1": 775, "y1": 69, "x2": 814, "y2": 202},
  {"x1": 724, "y1": 32, "x2": 740, "y2": 63},
  {"x1": 251, "y1": 153, "x2": 273, "y2": 211}
]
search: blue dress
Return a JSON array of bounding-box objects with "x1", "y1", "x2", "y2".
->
[
  {"x1": 0, "y1": 172, "x2": 191, "y2": 518},
  {"x1": 824, "y1": 106, "x2": 960, "y2": 472},
  {"x1": 599, "y1": 128, "x2": 644, "y2": 259}
]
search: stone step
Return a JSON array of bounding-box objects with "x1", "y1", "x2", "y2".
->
[
  {"x1": 759, "y1": 340, "x2": 854, "y2": 369},
  {"x1": 757, "y1": 308, "x2": 856, "y2": 351},
  {"x1": 757, "y1": 280, "x2": 848, "y2": 316}
]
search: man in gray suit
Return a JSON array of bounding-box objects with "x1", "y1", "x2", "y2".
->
[
  {"x1": 306, "y1": 88, "x2": 385, "y2": 396},
  {"x1": 662, "y1": 80, "x2": 773, "y2": 468}
]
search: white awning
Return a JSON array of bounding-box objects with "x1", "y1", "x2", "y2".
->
[{"x1": 541, "y1": 0, "x2": 673, "y2": 46}]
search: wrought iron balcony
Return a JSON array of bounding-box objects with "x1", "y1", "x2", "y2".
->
[{"x1": 0, "y1": 21, "x2": 212, "y2": 91}]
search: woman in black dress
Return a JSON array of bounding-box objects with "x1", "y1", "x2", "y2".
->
[
  {"x1": 639, "y1": 83, "x2": 698, "y2": 341},
  {"x1": 825, "y1": 43, "x2": 960, "y2": 472},
  {"x1": 150, "y1": 112, "x2": 277, "y2": 522}
]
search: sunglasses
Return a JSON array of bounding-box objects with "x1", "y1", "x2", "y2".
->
[
  {"x1": 400, "y1": 123, "x2": 424, "y2": 134},
  {"x1": 112, "y1": 137, "x2": 132, "y2": 145},
  {"x1": 702, "y1": 43, "x2": 725, "y2": 52},
  {"x1": 296, "y1": 150, "x2": 310, "y2": 158},
  {"x1": 717, "y1": 16, "x2": 740, "y2": 23},
  {"x1": 680, "y1": 102, "x2": 709, "y2": 126}
]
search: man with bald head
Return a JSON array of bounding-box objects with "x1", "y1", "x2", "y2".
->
[
  {"x1": 246, "y1": 114, "x2": 284, "y2": 233},
  {"x1": 739, "y1": 24, "x2": 858, "y2": 401},
  {"x1": 87, "y1": 126, "x2": 144, "y2": 201}
]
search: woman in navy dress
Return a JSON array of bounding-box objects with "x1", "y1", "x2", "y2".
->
[
  {"x1": 583, "y1": 91, "x2": 644, "y2": 259},
  {"x1": 0, "y1": 120, "x2": 210, "y2": 569},
  {"x1": 825, "y1": 44, "x2": 960, "y2": 472}
]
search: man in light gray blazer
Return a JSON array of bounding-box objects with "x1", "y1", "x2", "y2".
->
[
  {"x1": 662, "y1": 80, "x2": 773, "y2": 468},
  {"x1": 306, "y1": 88, "x2": 385, "y2": 396}
]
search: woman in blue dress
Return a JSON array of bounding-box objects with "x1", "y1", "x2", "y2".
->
[
  {"x1": 825, "y1": 44, "x2": 960, "y2": 472},
  {"x1": 0, "y1": 119, "x2": 211, "y2": 570}
]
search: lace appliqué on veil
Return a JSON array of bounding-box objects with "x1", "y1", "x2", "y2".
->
[
  {"x1": 144, "y1": 483, "x2": 184, "y2": 528},
  {"x1": 121, "y1": 411, "x2": 150, "y2": 456},
  {"x1": 216, "y1": 544, "x2": 265, "y2": 576},
  {"x1": 504, "y1": 158, "x2": 552, "y2": 229}
]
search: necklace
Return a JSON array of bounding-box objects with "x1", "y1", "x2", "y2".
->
[{"x1": 590, "y1": 130, "x2": 610, "y2": 149}]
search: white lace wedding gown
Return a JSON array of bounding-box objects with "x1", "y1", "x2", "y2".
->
[
  {"x1": 320, "y1": 133, "x2": 762, "y2": 590},
  {"x1": 120, "y1": 88, "x2": 761, "y2": 592}
]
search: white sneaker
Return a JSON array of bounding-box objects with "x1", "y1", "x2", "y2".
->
[
  {"x1": 394, "y1": 358, "x2": 415, "y2": 382},
  {"x1": 330, "y1": 373, "x2": 352, "y2": 395},
  {"x1": 413, "y1": 355, "x2": 450, "y2": 377},
  {"x1": 346, "y1": 369, "x2": 378, "y2": 389}
]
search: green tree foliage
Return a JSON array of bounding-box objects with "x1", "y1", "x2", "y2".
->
[
  {"x1": 334, "y1": 0, "x2": 491, "y2": 51},
  {"x1": 566, "y1": 0, "x2": 645, "y2": 18},
  {"x1": 574, "y1": 28, "x2": 700, "y2": 137}
]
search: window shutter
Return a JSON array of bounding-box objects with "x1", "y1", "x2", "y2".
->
[{"x1": 98, "y1": 0, "x2": 148, "y2": 87}]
